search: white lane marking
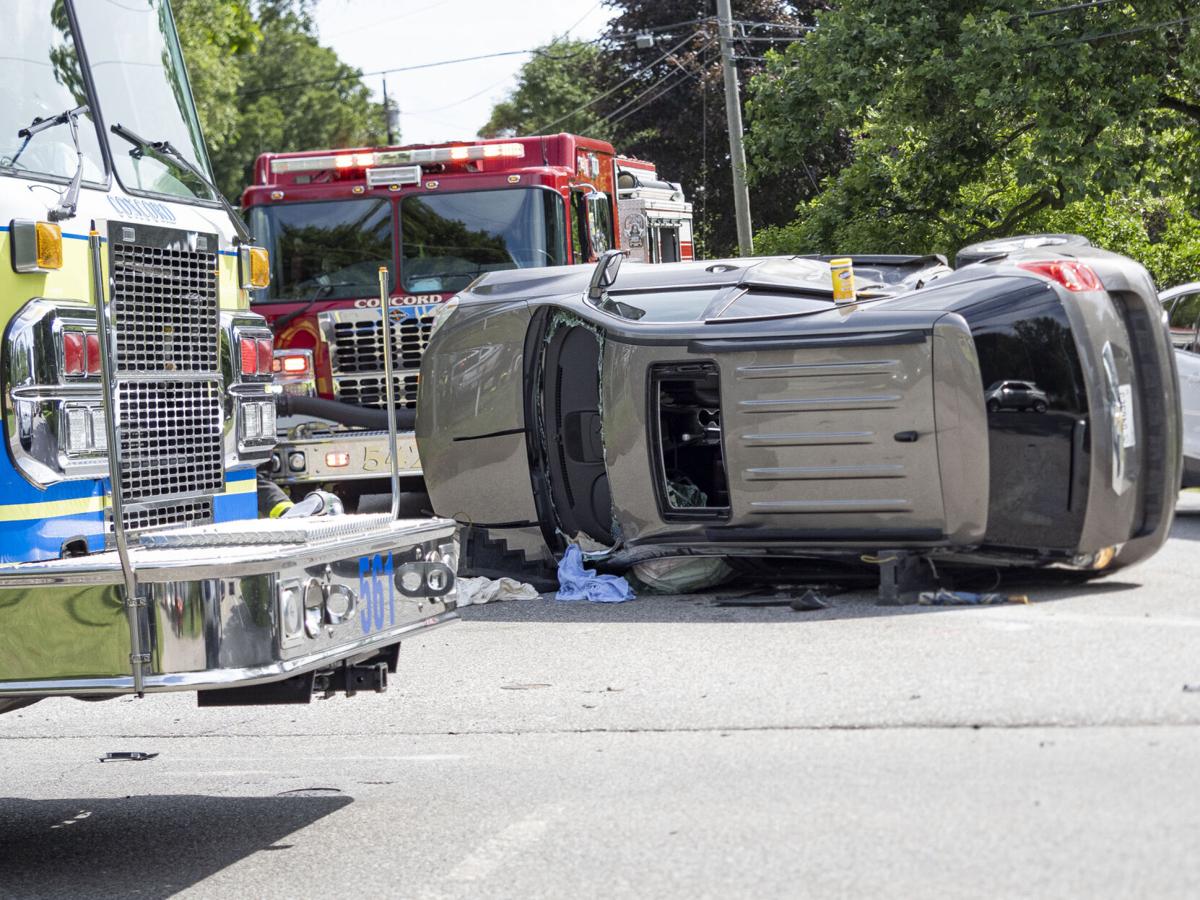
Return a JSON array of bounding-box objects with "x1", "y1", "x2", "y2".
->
[
  {"x1": 50, "y1": 810, "x2": 92, "y2": 830},
  {"x1": 420, "y1": 813, "x2": 551, "y2": 898},
  {"x1": 988, "y1": 611, "x2": 1200, "y2": 629}
]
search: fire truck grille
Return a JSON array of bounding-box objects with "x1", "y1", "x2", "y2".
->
[
  {"x1": 334, "y1": 372, "x2": 422, "y2": 410},
  {"x1": 330, "y1": 314, "x2": 435, "y2": 374},
  {"x1": 121, "y1": 499, "x2": 214, "y2": 534},
  {"x1": 116, "y1": 380, "x2": 224, "y2": 503},
  {"x1": 110, "y1": 237, "x2": 219, "y2": 374},
  {"x1": 106, "y1": 223, "x2": 224, "y2": 533}
]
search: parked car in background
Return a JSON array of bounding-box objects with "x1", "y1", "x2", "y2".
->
[
  {"x1": 984, "y1": 380, "x2": 1050, "y2": 413},
  {"x1": 1160, "y1": 282, "x2": 1200, "y2": 487},
  {"x1": 417, "y1": 240, "x2": 1180, "y2": 582}
]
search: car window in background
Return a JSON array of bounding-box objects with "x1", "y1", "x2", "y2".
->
[
  {"x1": 248, "y1": 199, "x2": 394, "y2": 302},
  {"x1": 0, "y1": 0, "x2": 105, "y2": 184},
  {"x1": 73, "y1": 0, "x2": 214, "y2": 201},
  {"x1": 1168, "y1": 291, "x2": 1200, "y2": 353}
]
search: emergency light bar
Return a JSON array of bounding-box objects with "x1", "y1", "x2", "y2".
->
[
  {"x1": 366, "y1": 165, "x2": 421, "y2": 188},
  {"x1": 268, "y1": 143, "x2": 526, "y2": 175}
]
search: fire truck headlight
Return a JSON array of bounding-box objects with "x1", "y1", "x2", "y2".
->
[
  {"x1": 239, "y1": 244, "x2": 271, "y2": 289},
  {"x1": 10, "y1": 219, "x2": 64, "y2": 273},
  {"x1": 429, "y1": 298, "x2": 459, "y2": 337},
  {"x1": 64, "y1": 407, "x2": 90, "y2": 452}
]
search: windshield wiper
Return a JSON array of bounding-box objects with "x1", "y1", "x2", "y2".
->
[
  {"x1": 272, "y1": 282, "x2": 346, "y2": 333},
  {"x1": 109, "y1": 122, "x2": 253, "y2": 244},
  {"x1": 11, "y1": 105, "x2": 89, "y2": 222}
]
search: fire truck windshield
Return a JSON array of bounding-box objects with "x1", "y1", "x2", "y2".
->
[
  {"x1": 248, "y1": 198, "x2": 395, "y2": 302},
  {"x1": 400, "y1": 188, "x2": 567, "y2": 294},
  {"x1": 72, "y1": 0, "x2": 215, "y2": 203},
  {"x1": 0, "y1": 2, "x2": 105, "y2": 185}
]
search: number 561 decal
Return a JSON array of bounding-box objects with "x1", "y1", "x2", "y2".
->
[{"x1": 357, "y1": 552, "x2": 395, "y2": 634}]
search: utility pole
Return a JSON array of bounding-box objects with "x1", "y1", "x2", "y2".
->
[
  {"x1": 716, "y1": 0, "x2": 753, "y2": 255},
  {"x1": 382, "y1": 77, "x2": 398, "y2": 145}
]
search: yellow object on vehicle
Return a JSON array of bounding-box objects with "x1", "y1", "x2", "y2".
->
[{"x1": 830, "y1": 257, "x2": 856, "y2": 303}]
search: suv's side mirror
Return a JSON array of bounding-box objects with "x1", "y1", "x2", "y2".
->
[
  {"x1": 585, "y1": 191, "x2": 612, "y2": 257},
  {"x1": 574, "y1": 185, "x2": 613, "y2": 261},
  {"x1": 589, "y1": 249, "x2": 627, "y2": 300}
]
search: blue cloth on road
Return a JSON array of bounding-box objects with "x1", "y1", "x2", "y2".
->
[{"x1": 555, "y1": 544, "x2": 636, "y2": 603}]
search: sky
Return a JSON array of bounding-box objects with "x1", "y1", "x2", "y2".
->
[{"x1": 311, "y1": 0, "x2": 616, "y2": 145}]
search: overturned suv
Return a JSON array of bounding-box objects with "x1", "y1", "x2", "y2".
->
[{"x1": 416, "y1": 237, "x2": 1180, "y2": 583}]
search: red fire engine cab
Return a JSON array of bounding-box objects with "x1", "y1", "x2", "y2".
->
[{"x1": 242, "y1": 133, "x2": 693, "y2": 505}]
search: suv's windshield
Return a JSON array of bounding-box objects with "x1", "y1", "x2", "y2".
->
[
  {"x1": 72, "y1": 0, "x2": 214, "y2": 202},
  {"x1": 248, "y1": 199, "x2": 395, "y2": 302},
  {"x1": 0, "y1": 1, "x2": 105, "y2": 184},
  {"x1": 401, "y1": 188, "x2": 567, "y2": 294}
]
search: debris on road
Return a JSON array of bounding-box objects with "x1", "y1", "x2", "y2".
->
[
  {"x1": 98, "y1": 751, "x2": 158, "y2": 762},
  {"x1": 714, "y1": 587, "x2": 831, "y2": 611},
  {"x1": 917, "y1": 589, "x2": 1030, "y2": 606},
  {"x1": 555, "y1": 545, "x2": 636, "y2": 603},
  {"x1": 456, "y1": 576, "x2": 541, "y2": 607},
  {"x1": 632, "y1": 557, "x2": 734, "y2": 594}
]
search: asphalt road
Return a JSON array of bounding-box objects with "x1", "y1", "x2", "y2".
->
[{"x1": 3, "y1": 498, "x2": 1200, "y2": 898}]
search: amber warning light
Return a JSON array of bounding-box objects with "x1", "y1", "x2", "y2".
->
[{"x1": 273, "y1": 354, "x2": 311, "y2": 375}]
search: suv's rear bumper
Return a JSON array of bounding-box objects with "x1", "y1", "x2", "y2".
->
[{"x1": 0, "y1": 515, "x2": 457, "y2": 696}]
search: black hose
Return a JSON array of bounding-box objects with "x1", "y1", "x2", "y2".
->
[{"x1": 276, "y1": 393, "x2": 416, "y2": 430}]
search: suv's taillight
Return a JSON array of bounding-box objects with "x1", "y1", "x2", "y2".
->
[{"x1": 1017, "y1": 260, "x2": 1102, "y2": 292}]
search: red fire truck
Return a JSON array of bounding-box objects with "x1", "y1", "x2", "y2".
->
[{"x1": 243, "y1": 133, "x2": 693, "y2": 506}]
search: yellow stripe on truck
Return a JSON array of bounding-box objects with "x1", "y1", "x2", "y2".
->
[
  {"x1": 0, "y1": 495, "x2": 108, "y2": 522},
  {"x1": 0, "y1": 477, "x2": 256, "y2": 522}
]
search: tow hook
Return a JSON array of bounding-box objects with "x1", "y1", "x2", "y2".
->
[{"x1": 315, "y1": 661, "x2": 389, "y2": 698}]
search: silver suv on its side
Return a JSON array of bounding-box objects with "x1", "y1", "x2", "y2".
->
[{"x1": 417, "y1": 240, "x2": 1179, "y2": 580}]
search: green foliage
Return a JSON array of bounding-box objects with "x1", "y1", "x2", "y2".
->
[
  {"x1": 479, "y1": 3, "x2": 830, "y2": 256},
  {"x1": 480, "y1": 40, "x2": 610, "y2": 140},
  {"x1": 599, "y1": 1, "x2": 829, "y2": 257},
  {"x1": 173, "y1": 0, "x2": 386, "y2": 201},
  {"x1": 746, "y1": 0, "x2": 1200, "y2": 283}
]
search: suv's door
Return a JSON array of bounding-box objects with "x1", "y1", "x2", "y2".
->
[{"x1": 1163, "y1": 286, "x2": 1200, "y2": 483}]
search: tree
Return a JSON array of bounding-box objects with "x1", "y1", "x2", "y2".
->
[
  {"x1": 479, "y1": 40, "x2": 611, "y2": 140},
  {"x1": 172, "y1": 0, "x2": 259, "y2": 175},
  {"x1": 746, "y1": 0, "x2": 1200, "y2": 282},
  {"x1": 174, "y1": 0, "x2": 387, "y2": 200},
  {"x1": 598, "y1": 2, "x2": 834, "y2": 256}
]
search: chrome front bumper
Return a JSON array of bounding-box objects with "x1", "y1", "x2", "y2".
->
[
  {"x1": 0, "y1": 514, "x2": 458, "y2": 696},
  {"x1": 268, "y1": 426, "x2": 423, "y2": 485}
]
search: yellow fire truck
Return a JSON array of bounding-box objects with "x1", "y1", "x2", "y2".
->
[{"x1": 0, "y1": 1, "x2": 458, "y2": 715}]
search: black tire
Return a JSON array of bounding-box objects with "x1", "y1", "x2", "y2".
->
[
  {"x1": 1033, "y1": 400, "x2": 1048, "y2": 413},
  {"x1": 987, "y1": 398, "x2": 1001, "y2": 412},
  {"x1": 459, "y1": 526, "x2": 558, "y2": 592}
]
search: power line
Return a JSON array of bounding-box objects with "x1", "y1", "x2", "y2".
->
[
  {"x1": 237, "y1": 49, "x2": 537, "y2": 97},
  {"x1": 237, "y1": 18, "x2": 715, "y2": 99},
  {"x1": 1023, "y1": 0, "x2": 1124, "y2": 19},
  {"x1": 532, "y1": 29, "x2": 705, "y2": 133},
  {"x1": 598, "y1": 36, "x2": 715, "y2": 124},
  {"x1": 607, "y1": 67, "x2": 700, "y2": 127},
  {"x1": 1047, "y1": 13, "x2": 1199, "y2": 47}
]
